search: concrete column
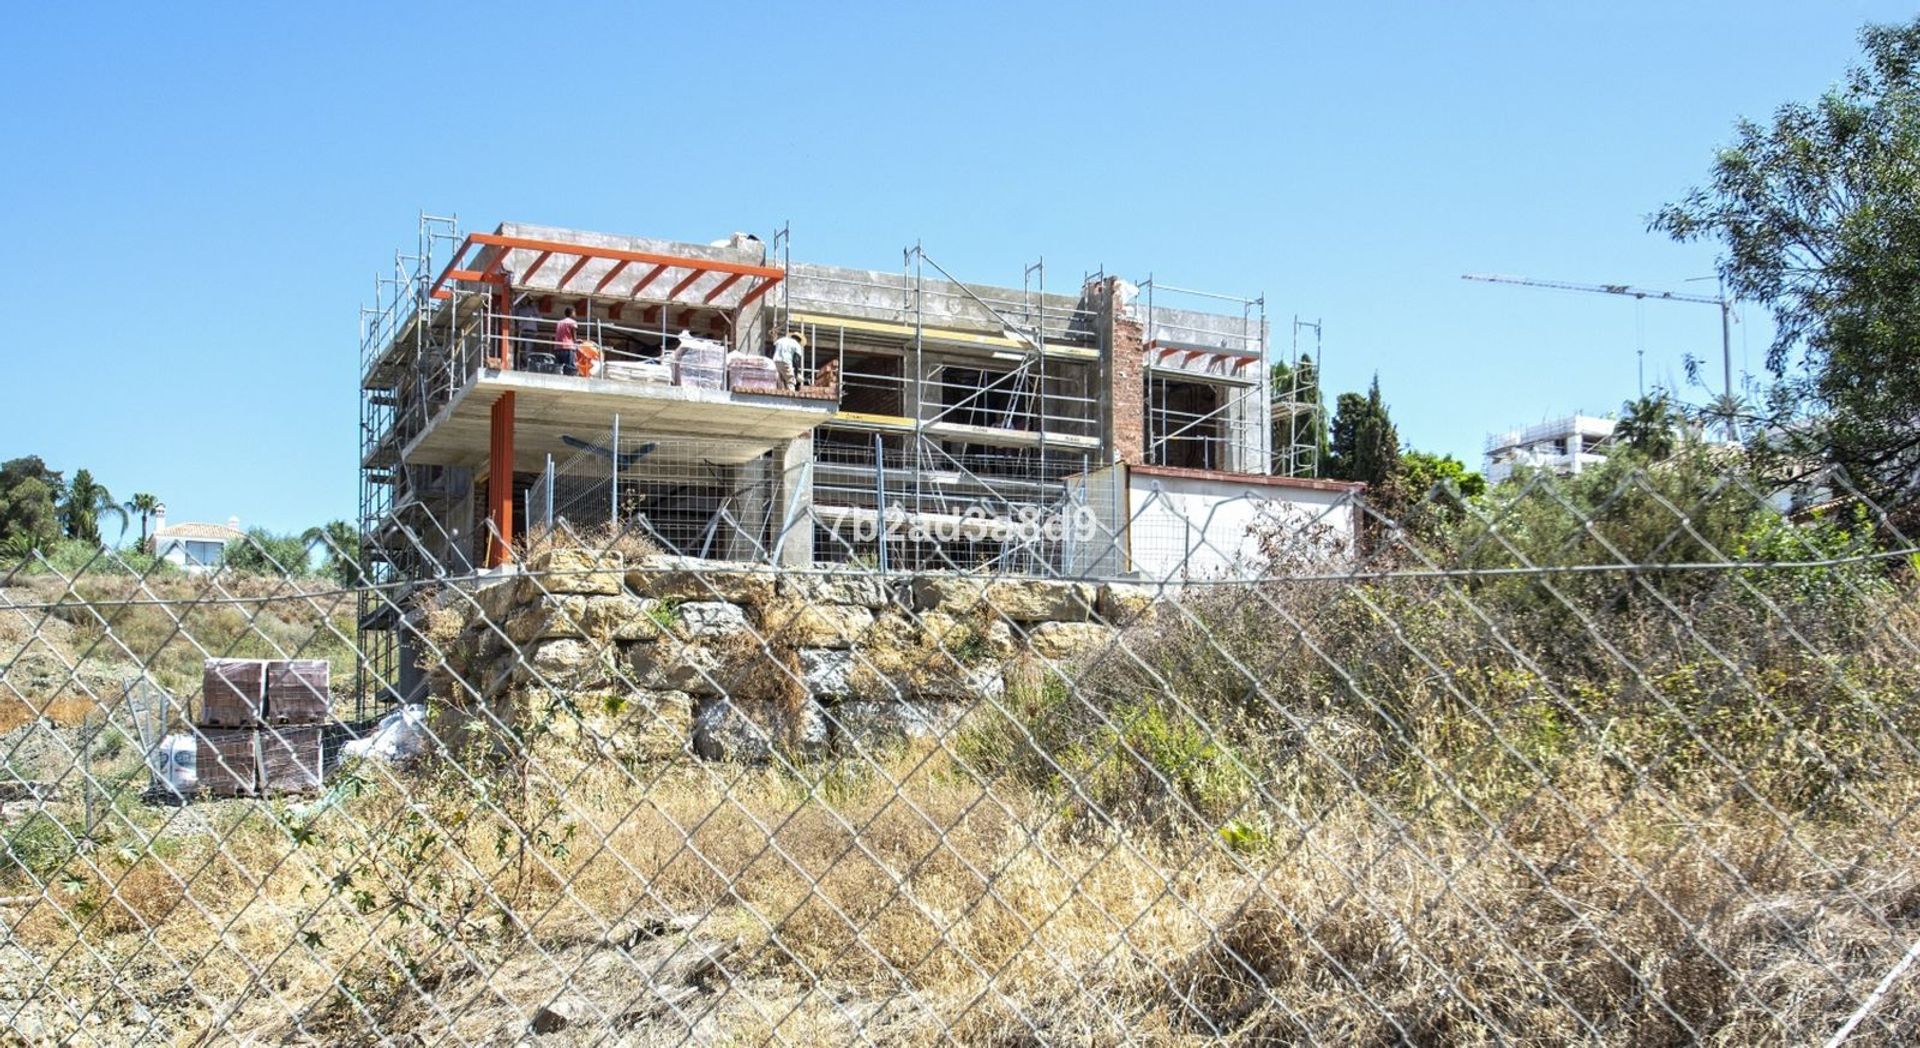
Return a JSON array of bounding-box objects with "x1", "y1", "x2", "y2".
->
[
  {"x1": 774, "y1": 434, "x2": 815, "y2": 568},
  {"x1": 486, "y1": 392, "x2": 515, "y2": 567},
  {"x1": 726, "y1": 460, "x2": 770, "y2": 562}
]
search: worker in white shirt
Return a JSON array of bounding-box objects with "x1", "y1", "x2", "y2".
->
[{"x1": 771, "y1": 330, "x2": 807, "y2": 390}]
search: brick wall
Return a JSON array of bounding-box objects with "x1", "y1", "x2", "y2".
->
[{"x1": 1096, "y1": 277, "x2": 1146, "y2": 465}]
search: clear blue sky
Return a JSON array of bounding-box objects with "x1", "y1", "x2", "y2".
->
[{"x1": 2, "y1": 2, "x2": 1909, "y2": 536}]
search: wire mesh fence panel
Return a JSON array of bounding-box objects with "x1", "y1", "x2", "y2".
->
[{"x1": 3, "y1": 465, "x2": 1920, "y2": 1045}]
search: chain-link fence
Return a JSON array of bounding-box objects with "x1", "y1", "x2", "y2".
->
[{"x1": 3, "y1": 462, "x2": 1919, "y2": 1045}]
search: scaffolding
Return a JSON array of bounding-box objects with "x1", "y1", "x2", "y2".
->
[
  {"x1": 356, "y1": 212, "x2": 463, "y2": 714},
  {"x1": 357, "y1": 217, "x2": 1298, "y2": 708},
  {"x1": 1271, "y1": 316, "x2": 1325, "y2": 478},
  {"x1": 1137, "y1": 277, "x2": 1270, "y2": 474},
  {"x1": 778, "y1": 240, "x2": 1106, "y2": 573}
]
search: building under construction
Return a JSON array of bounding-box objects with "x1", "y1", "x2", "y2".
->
[{"x1": 357, "y1": 217, "x2": 1355, "y2": 700}]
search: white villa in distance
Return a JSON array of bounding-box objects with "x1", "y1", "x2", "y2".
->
[
  {"x1": 150, "y1": 505, "x2": 246, "y2": 572},
  {"x1": 1483, "y1": 414, "x2": 1618, "y2": 486}
]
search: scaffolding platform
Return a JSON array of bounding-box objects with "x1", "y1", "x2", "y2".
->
[{"x1": 403, "y1": 368, "x2": 834, "y2": 472}]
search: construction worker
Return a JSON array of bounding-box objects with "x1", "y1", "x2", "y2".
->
[
  {"x1": 771, "y1": 329, "x2": 806, "y2": 390},
  {"x1": 554, "y1": 306, "x2": 578, "y2": 374},
  {"x1": 511, "y1": 295, "x2": 542, "y2": 368}
]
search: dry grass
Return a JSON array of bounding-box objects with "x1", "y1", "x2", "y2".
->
[
  {"x1": 8, "y1": 731, "x2": 1919, "y2": 1045},
  {"x1": 5, "y1": 524, "x2": 1918, "y2": 1042},
  {"x1": 0, "y1": 694, "x2": 97, "y2": 733},
  {"x1": 518, "y1": 521, "x2": 664, "y2": 565}
]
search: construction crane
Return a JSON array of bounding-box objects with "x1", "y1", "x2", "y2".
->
[{"x1": 1462, "y1": 272, "x2": 1737, "y2": 440}]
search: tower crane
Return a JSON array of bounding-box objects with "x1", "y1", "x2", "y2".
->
[{"x1": 1462, "y1": 272, "x2": 1737, "y2": 440}]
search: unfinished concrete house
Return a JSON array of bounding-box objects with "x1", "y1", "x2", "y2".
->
[{"x1": 358, "y1": 217, "x2": 1359, "y2": 696}]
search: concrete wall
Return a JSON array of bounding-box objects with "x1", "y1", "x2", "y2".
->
[
  {"x1": 786, "y1": 261, "x2": 1092, "y2": 339},
  {"x1": 1066, "y1": 464, "x2": 1358, "y2": 582},
  {"x1": 1123, "y1": 468, "x2": 1356, "y2": 582}
]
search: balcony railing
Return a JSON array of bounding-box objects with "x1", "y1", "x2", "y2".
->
[{"x1": 379, "y1": 308, "x2": 837, "y2": 459}]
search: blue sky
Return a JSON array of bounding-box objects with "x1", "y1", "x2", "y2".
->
[{"x1": 1, "y1": 1, "x2": 1909, "y2": 536}]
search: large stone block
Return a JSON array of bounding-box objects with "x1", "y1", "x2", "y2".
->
[
  {"x1": 471, "y1": 578, "x2": 522, "y2": 625},
  {"x1": 778, "y1": 573, "x2": 897, "y2": 609},
  {"x1": 520, "y1": 686, "x2": 691, "y2": 761},
  {"x1": 505, "y1": 593, "x2": 660, "y2": 647},
  {"x1": 627, "y1": 640, "x2": 727, "y2": 695},
  {"x1": 826, "y1": 700, "x2": 966, "y2": 753},
  {"x1": 910, "y1": 662, "x2": 1005, "y2": 704},
  {"x1": 585, "y1": 594, "x2": 664, "y2": 642},
  {"x1": 913, "y1": 576, "x2": 1096, "y2": 623},
  {"x1": 798, "y1": 647, "x2": 854, "y2": 699},
  {"x1": 674, "y1": 601, "x2": 751, "y2": 639},
  {"x1": 626, "y1": 556, "x2": 776, "y2": 607},
  {"x1": 763, "y1": 603, "x2": 874, "y2": 649},
  {"x1": 1024, "y1": 621, "x2": 1115, "y2": 661},
  {"x1": 520, "y1": 548, "x2": 625, "y2": 597},
  {"x1": 504, "y1": 594, "x2": 590, "y2": 646},
  {"x1": 917, "y1": 610, "x2": 1017, "y2": 663},
  {"x1": 1096, "y1": 582, "x2": 1160, "y2": 626},
  {"x1": 520, "y1": 638, "x2": 613, "y2": 689},
  {"x1": 692, "y1": 696, "x2": 827, "y2": 762},
  {"x1": 564, "y1": 688, "x2": 693, "y2": 763}
]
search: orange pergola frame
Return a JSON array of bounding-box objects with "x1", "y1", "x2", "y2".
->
[
  {"x1": 437, "y1": 232, "x2": 785, "y2": 567},
  {"x1": 1144, "y1": 339, "x2": 1261, "y2": 375},
  {"x1": 428, "y1": 231, "x2": 784, "y2": 308}
]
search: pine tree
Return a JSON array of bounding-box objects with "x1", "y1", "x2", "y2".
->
[{"x1": 1329, "y1": 375, "x2": 1399, "y2": 493}]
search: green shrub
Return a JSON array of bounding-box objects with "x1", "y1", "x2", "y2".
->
[{"x1": 956, "y1": 458, "x2": 1920, "y2": 837}]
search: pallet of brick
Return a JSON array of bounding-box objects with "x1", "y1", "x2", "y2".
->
[
  {"x1": 257, "y1": 726, "x2": 325, "y2": 795},
  {"x1": 195, "y1": 729, "x2": 258, "y2": 798},
  {"x1": 264, "y1": 660, "x2": 331, "y2": 726},
  {"x1": 727, "y1": 354, "x2": 780, "y2": 392},
  {"x1": 201, "y1": 659, "x2": 266, "y2": 728}
]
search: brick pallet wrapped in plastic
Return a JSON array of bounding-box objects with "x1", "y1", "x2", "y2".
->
[
  {"x1": 727, "y1": 353, "x2": 780, "y2": 392},
  {"x1": 671, "y1": 334, "x2": 727, "y2": 390}
]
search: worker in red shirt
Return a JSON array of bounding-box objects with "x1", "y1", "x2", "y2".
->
[{"x1": 555, "y1": 306, "x2": 578, "y2": 374}]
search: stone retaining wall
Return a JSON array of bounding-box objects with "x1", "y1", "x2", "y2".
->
[{"x1": 426, "y1": 550, "x2": 1156, "y2": 762}]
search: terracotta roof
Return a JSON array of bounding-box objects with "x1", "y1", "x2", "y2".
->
[{"x1": 155, "y1": 522, "x2": 246, "y2": 541}]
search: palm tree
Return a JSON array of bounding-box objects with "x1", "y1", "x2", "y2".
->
[
  {"x1": 62, "y1": 469, "x2": 125, "y2": 547},
  {"x1": 302, "y1": 520, "x2": 361, "y2": 585},
  {"x1": 123, "y1": 493, "x2": 161, "y2": 551},
  {"x1": 1616, "y1": 393, "x2": 1680, "y2": 460}
]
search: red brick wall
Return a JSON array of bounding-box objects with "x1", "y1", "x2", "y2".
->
[{"x1": 1100, "y1": 277, "x2": 1146, "y2": 465}]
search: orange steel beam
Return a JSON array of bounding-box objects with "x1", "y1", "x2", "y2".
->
[
  {"x1": 556, "y1": 254, "x2": 591, "y2": 291},
  {"x1": 667, "y1": 269, "x2": 704, "y2": 301},
  {"x1": 486, "y1": 391, "x2": 515, "y2": 567},
  {"x1": 426, "y1": 230, "x2": 785, "y2": 302},
  {"x1": 735, "y1": 276, "x2": 779, "y2": 309},
  {"x1": 642, "y1": 304, "x2": 662, "y2": 324},
  {"x1": 629, "y1": 263, "x2": 670, "y2": 297},
  {"x1": 468, "y1": 232, "x2": 782, "y2": 280},
  {"x1": 703, "y1": 272, "x2": 745, "y2": 303},
  {"x1": 592, "y1": 259, "x2": 631, "y2": 294},
  {"x1": 426, "y1": 238, "x2": 478, "y2": 299},
  {"x1": 519, "y1": 250, "x2": 553, "y2": 285}
]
